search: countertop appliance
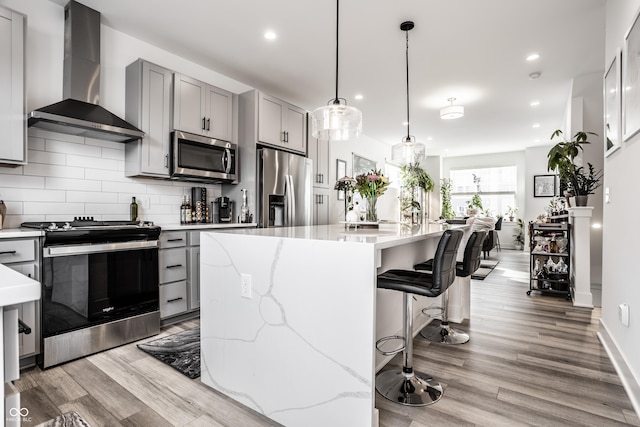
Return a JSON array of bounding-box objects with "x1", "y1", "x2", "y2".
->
[
  {"x1": 171, "y1": 131, "x2": 238, "y2": 183},
  {"x1": 21, "y1": 218, "x2": 161, "y2": 368},
  {"x1": 257, "y1": 148, "x2": 312, "y2": 228},
  {"x1": 27, "y1": 1, "x2": 144, "y2": 143},
  {"x1": 215, "y1": 196, "x2": 233, "y2": 223}
]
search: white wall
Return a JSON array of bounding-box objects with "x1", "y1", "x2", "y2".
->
[{"x1": 600, "y1": 0, "x2": 640, "y2": 415}]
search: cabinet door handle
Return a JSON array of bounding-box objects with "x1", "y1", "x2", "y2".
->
[
  {"x1": 167, "y1": 238, "x2": 184, "y2": 242},
  {"x1": 164, "y1": 154, "x2": 169, "y2": 168},
  {"x1": 166, "y1": 264, "x2": 183, "y2": 269},
  {"x1": 282, "y1": 131, "x2": 286, "y2": 142},
  {"x1": 0, "y1": 250, "x2": 17, "y2": 255},
  {"x1": 202, "y1": 117, "x2": 206, "y2": 130},
  {"x1": 167, "y1": 297, "x2": 184, "y2": 303},
  {"x1": 285, "y1": 131, "x2": 289, "y2": 143},
  {"x1": 320, "y1": 173, "x2": 324, "y2": 183},
  {"x1": 206, "y1": 118, "x2": 211, "y2": 131},
  {"x1": 18, "y1": 319, "x2": 31, "y2": 335}
]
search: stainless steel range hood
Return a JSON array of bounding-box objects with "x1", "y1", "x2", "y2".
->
[{"x1": 28, "y1": 1, "x2": 144, "y2": 143}]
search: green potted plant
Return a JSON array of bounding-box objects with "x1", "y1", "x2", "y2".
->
[
  {"x1": 505, "y1": 205, "x2": 518, "y2": 221},
  {"x1": 466, "y1": 193, "x2": 483, "y2": 216},
  {"x1": 399, "y1": 160, "x2": 434, "y2": 224},
  {"x1": 440, "y1": 179, "x2": 455, "y2": 220},
  {"x1": 547, "y1": 130, "x2": 602, "y2": 206}
]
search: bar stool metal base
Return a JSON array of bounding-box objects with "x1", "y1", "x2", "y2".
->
[
  {"x1": 420, "y1": 322, "x2": 470, "y2": 345},
  {"x1": 376, "y1": 369, "x2": 443, "y2": 406}
]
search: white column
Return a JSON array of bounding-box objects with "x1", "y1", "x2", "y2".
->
[{"x1": 569, "y1": 207, "x2": 593, "y2": 307}]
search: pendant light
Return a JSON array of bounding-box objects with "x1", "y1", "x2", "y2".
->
[
  {"x1": 440, "y1": 97, "x2": 464, "y2": 119},
  {"x1": 311, "y1": 0, "x2": 362, "y2": 141},
  {"x1": 391, "y1": 21, "x2": 425, "y2": 165}
]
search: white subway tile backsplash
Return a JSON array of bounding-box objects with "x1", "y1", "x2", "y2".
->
[
  {"x1": 103, "y1": 181, "x2": 148, "y2": 194},
  {"x1": 148, "y1": 183, "x2": 184, "y2": 195},
  {"x1": 67, "y1": 191, "x2": 119, "y2": 203},
  {"x1": 24, "y1": 202, "x2": 85, "y2": 215},
  {"x1": 23, "y1": 163, "x2": 85, "y2": 179},
  {"x1": 46, "y1": 177, "x2": 102, "y2": 192},
  {"x1": 0, "y1": 174, "x2": 45, "y2": 189},
  {"x1": 67, "y1": 154, "x2": 120, "y2": 171},
  {"x1": 46, "y1": 139, "x2": 103, "y2": 158},
  {"x1": 28, "y1": 136, "x2": 45, "y2": 151},
  {"x1": 0, "y1": 188, "x2": 65, "y2": 202},
  {"x1": 0, "y1": 167, "x2": 25, "y2": 175},
  {"x1": 101, "y1": 147, "x2": 125, "y2": 161},
  {"x1": 84, "y1": 137, "x2": 125, "y2": 151},
  {"x1": 85, "y1": 203, "x2": 129, "y2": 215},
  {"x1": 27, "y1": 149, "x2": 66, "y2": 165},
  {"x1": 84, "y1": 168, "x2": 129, "y2": 182},
  {"x1": 29, "y1": 128, "x2": 84, "y2": 144}
]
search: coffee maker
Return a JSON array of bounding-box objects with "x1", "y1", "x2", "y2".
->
[{"x1": 215, "y1": 196, "x2": 233, "y2": 223}]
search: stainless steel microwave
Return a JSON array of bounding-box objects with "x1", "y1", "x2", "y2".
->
[{"x1": 170, "y1": 131, "x2": 238, "y2": 183}]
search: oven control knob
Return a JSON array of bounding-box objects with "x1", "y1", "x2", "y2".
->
[
  {"x1": 63, "y1": 222, "x2": 72, "y2": 230},
  {"x1": 48, "y1": 222, "x2": 58, "y2": 231}
]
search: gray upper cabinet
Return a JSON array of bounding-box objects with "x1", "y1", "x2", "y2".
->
[
  {"x1": 125, "y1": 59, "x2": 172, "y2": 177},
  {"x1": 258, "y1": 92, "x2": 306, "y2": 154},
  {"x1": 307, "y1": 119, "x2": 330, "y2": 189},
  {"x1": 0, "y1": 5, "x2": 26, "y2": 166},
  {"x1": 173, "y1": 73, "x2": 234, "y2": 142}
]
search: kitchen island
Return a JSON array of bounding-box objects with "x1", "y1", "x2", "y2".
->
[{"x1": 199, "y1": 223, "x2": 469, "y2": 427}]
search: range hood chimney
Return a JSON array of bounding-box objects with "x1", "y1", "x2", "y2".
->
[{"x1": 28, "y1": 1, "x2": 144, "y2": 143}]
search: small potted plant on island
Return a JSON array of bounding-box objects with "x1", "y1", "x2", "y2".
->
[{"x1": 547, "y1": 130, "x2": 603, "y2": 206}]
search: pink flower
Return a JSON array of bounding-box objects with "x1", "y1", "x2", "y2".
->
[{"x1": 367, "y1": 174, "x2": 379, "y2": 181}]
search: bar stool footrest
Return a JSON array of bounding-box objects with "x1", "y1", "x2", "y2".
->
[{"x1": 375, "y1": 335, "x2": 406, "y2": 356}]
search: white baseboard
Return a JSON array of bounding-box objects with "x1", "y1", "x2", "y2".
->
[{"x1": 597, "y1": 320, "x2": 640, "y2": 419}]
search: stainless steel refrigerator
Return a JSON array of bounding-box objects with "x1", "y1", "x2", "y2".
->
[{"x1": 257, "y1": 148, "x2": 313, "y2": 227}]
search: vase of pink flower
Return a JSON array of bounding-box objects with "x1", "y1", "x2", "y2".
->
[{"x1": 354, "y1": 169, "x2": 390, "y2": 222}]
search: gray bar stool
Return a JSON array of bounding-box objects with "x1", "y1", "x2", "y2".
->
[
  {"x1": 413, "y1": 230, "x2": 487, "y2": 345},
  {"x1": 375, "y1": 229, "x2": 464, "y2": 406}
]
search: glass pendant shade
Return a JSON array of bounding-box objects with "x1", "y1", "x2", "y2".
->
[
  {"x1": 391, "y1": 136, "x2": 425, "y2": 164},
  {"x1": 311, "y1": 101, "x2": 362, "y2": 141}
]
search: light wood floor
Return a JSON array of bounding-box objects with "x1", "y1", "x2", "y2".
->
[{"x1": 15, "y1": 250, "x2": 640, "y2": 426}]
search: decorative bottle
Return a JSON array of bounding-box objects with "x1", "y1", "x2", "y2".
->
[
  {"x1": 130, "y1": 197, "x2": 138, "y2": 222},
  {"x1": 180, "y1": 196, "x2": 186, "y2": 224},
  {"x1": 240, "y1": 189, "x2": 249, "y2": 223},
  {"x1": 185, "y1": 195, "x2": 192, "y2": 224}
]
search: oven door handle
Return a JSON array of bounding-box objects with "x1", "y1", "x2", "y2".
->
[{"x1": 44, "y1": 240, "x2": 158, "y2": 257}]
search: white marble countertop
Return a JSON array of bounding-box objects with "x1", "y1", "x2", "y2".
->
[
  {"x1": 205, "y1": 222, "x2": 465, "y2": 250},
  {"x1": 157, "y1": 222, "x2": 257, "y2": 231},
  {"x1": 0, "y1": 229, "x2": 43, "y2": 239},
  {"x1": 0, "y1": 264, "x2": 41, "y2": 306}
]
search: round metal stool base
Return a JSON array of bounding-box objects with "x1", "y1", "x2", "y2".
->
[
  {"x1": 420, "y1": 323, "x2": 470, "y2": 345},
  {"x1": 375, "y1": 369, "x2": 443, "y2": 406}
]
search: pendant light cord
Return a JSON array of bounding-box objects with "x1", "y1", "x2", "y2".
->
[
  {"x1": 405, "y1": 27, "x2": 410, "y2": 141},
  {"x1": 335, "y1": 0, "x2": 340, "y2": 103}
]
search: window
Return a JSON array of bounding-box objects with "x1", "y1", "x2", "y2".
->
[{"x1": 449, "y1": 166, "x2": 517, "y2": 217}]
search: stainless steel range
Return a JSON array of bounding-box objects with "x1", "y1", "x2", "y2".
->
[{"x1": 21, "y1": 218, "x2": 161, "y2": 368}]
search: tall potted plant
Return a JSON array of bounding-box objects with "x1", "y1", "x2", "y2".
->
[
  {"x1": 547, "y1": 130, "x2": 602, "y2": 206},
  {"x1": 440, "y1": 179, "x2": 455, "y2": 220},
  {"x1": 399, "y1": 159, "x2": 434, "y2": 224}
]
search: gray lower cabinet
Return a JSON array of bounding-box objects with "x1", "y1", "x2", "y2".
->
[
  {"x1": 187, "y1": 231, "x2": 201, "y2": 310},
  {"x1": 158, "y1": 231, "x2": 188, "y2": 319},
  {"x1": 313, "y1": 188, "x2": 330, "y2": 225},
  {"x1": 0, "y1": 237, "x2": 40, "y2": 359},
  {"x1": 0, "y1": 5, "x2": 26, "y2": 165}
]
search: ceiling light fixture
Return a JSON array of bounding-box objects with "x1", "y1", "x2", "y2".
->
[
  {"x1": 391, "y1": 21, "x2": 425, "y2": 164},
  {"x1": 440, "y1": 97, "x2": 464, "y2": 120},
  {"x1": 311, "y1": 0, "x2": 362, "y2": 141},
  {"x1": 526, "y1": 53, "x2": 540, "y2": 61},
  {"x1": 264, "y1": 31, "x2": 276, "y2": 40}
]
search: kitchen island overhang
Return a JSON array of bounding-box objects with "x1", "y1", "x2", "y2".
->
[{"x1": 199, "y1": 223, "x2": 469, "y2": 426}]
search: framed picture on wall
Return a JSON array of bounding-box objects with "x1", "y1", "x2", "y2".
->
[
  {"x1": 352, "y1": 153, "x2": 377, "y2": 176},
  {"x1": 604, "y1": 50, "x2": 622, "y2": 156},
  {"x1": 533, "y1": 174, "x2": 557, "y2": 197},
  {"x1": 623, "y1": 9, "x2": 640, "y2": 141}
]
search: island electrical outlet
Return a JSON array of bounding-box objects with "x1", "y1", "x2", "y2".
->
[{"x1": 241, "y1": 274, "x2": 252, "y2": 298}]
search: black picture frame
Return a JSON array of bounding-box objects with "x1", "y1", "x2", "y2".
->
[
  {"x1": 534, "y1": 175, "x2": 557, "y2": 197},
  {"x1": 623, "y1": 8, "x2": 640, "y2": 141}
]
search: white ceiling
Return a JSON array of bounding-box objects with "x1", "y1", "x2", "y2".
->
[{"x1": 52, "y1": 0, "x2": 606, "y2": 157}]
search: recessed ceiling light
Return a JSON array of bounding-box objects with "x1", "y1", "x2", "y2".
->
[
  {"x1": 264, "y1": 31, "x2": 277, "y2": 40},
  {"x1": 532, "y1": 123, "x2": 540, "y2": 128},
  {"x1": 526, "y1": 53, "x2": 540, "y2": 61},
  {"x1": 402, "y1": 121, "x2": 409, "y2": 126},
  {"x1": 530, "y1": 101, "x2": 540, "y2": 107},
  {"x1": 354, "y1": 94, "x2": 363, "y2": 100},
  {"x1": 528, "y1": 72, "x2": 541, "y2": 80},
  {"x1": 427, "y1": 137, "x2": 433, "y2": 141}
]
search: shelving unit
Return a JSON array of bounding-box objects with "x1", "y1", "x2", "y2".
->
[{"x1": 527, "y1": 222, "x2": 571, "y2": 299}]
